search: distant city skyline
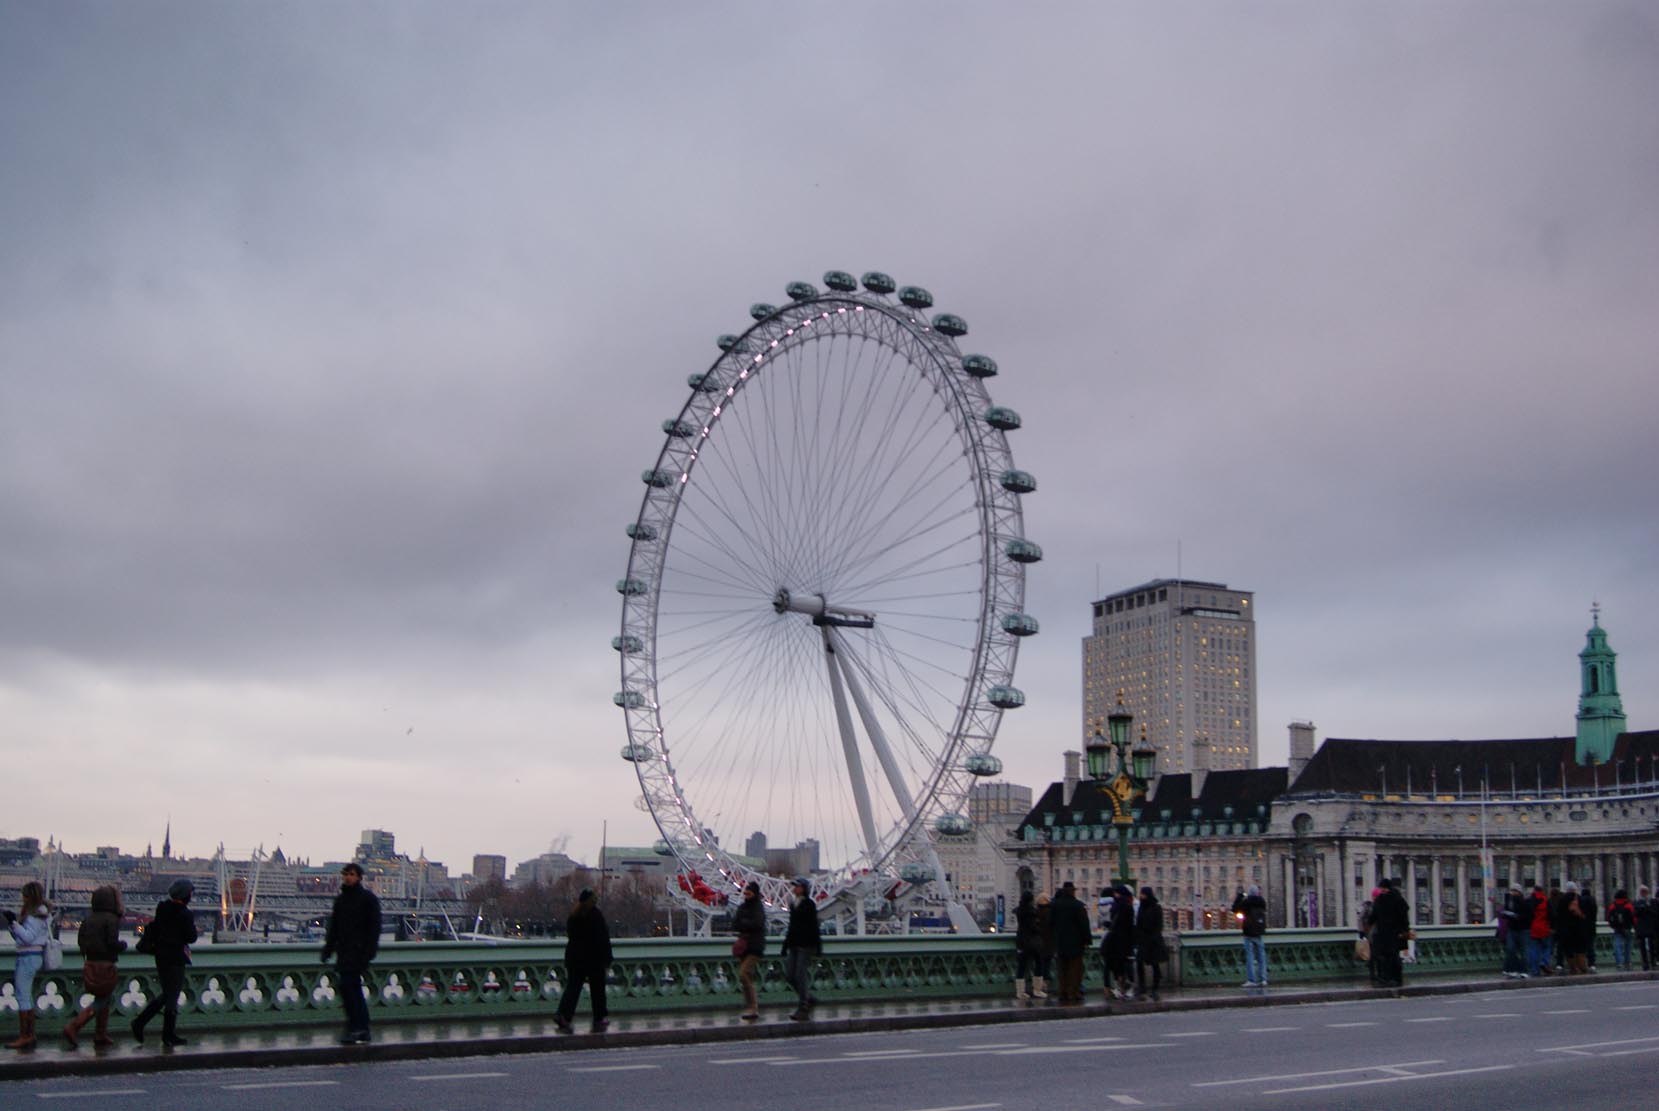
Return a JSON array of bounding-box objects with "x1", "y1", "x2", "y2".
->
[{"x1": 3, "y1": 4, "x2": 1654, "y2": 872}]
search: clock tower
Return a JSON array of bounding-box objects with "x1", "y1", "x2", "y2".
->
[{"x1": 1575, "y1": 604, "x2": 1626, "y2": 765}]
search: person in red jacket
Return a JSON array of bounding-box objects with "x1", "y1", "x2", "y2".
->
[
  {"x1": 1526, "y1": 883, "x2": 1553, "y2": 977},
  {"x1": 1607, "y1": 889, "x2": 1636, "y2": 971}
]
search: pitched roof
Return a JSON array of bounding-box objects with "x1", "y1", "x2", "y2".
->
[
  {"x1": 1288, "y1": 730, "x2": 1659, "y2": 795},
  {"x1": 1015, "y1": 767, "x2": 1290, "y2": 831}
]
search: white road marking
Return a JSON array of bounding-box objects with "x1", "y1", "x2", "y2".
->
[
  {"x1": 707, "y1": 1055, "x2": 800, "y2": 1064},
  {"x1": 1542, "y1": 1008, "x2": 1590, "y2": 1015},
  {"x1": 1474, "y1": 1012, "x2": 1521, "y2": 1018},
  {"x1": 845, "y1": 1048, "x2": 921, "y2": 1057},
  {"x1": 1063, "y1": 1035, "x2": 1127, "y2": 1044},
  {"x1": 222, "y1": 1081, "x2": 342, "y2": 1091},
  {"x1": 409, "y1": 1072, "x2": 510, "y2": 1082},
  {"x1": 1167, "y1": 1031, "x2": 1217, "y2": 1037},
  {"x1": 567, "y1": 1064, "x2": 660, "y2": 1073},
  {"x1": 960, "y1": 1042, "x2": 1029, "y2": 1049},
  {"x1": 1327, "y1": 1021, "x2": 1378, "y2": 1027},
  {"x1": 1243, "y1": 1025, "x2": 1299, "y2": 1032},
  {"x1": 1107, "y1": 1097, "x2": 1144, "y2": 1106},
  {"x1": 1599, "y1": 1046, "x2": 1659, "y2": 1058},
  {"x1": 1263, "y1": 1063, "x2": 1512, "y2": 1094},
  {"x1": 1617, "y1": 1004, "x2": 1659, "y2": 1011},
  {"x1": 1405, "y1": 1016, "x2": 1454, "y2": 1023},
  {"x1": 903, "y1": 1105, "x2": 1000, "y2": 1111},
  {"x1": 1193, "y1": 1061, "x2": 1444, "y2": 1087},
  {"x1": 1543, "y1": 1035, "x2": 1659, "y2": 1053},
  {"x1": 37, "y1": 1094, "x2": 147, "y2": 1102}
]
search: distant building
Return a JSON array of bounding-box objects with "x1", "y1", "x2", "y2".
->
[
  {"x1": 358, "y1": 830, "x2": 396, "y2": 859},
  {"x1": 937, "y1": 782, "x2": 1032, "y2": 927},
  {"x1": 472, "y1": 854, "x2": 508, "y2": 884},
  {"x1": 762, "y1": 839, "x2": 820, "y2": 878},
  {"x1": 744, "y1": 831, "x2": 768, "y2": 859},
  {"x1": 1082, "y1": 578, "x2": 1257, "y2": 774},
  {"x1": 511, "y1": 851, "x2": 582, "y2": 888}
]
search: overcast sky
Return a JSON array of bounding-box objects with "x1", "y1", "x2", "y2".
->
[{"x1": 2, "y1": 2, "x2": 1655, "y2": 875}]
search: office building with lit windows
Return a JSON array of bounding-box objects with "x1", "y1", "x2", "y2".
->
[{"x1": 1082, "y1": 578, "x2": 1257, "y2": 774}]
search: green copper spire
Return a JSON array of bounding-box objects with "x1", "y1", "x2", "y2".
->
[{"x1": 1575, "y1": 603, "x2": 1626, "y2": 765}]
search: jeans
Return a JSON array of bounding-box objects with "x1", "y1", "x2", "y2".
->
[
  {"x1": 1242, "y1": 936, "x2": 1268, "y2": 984},
  {"x1": 338, "y1": 965, "x2": 371, "y2": 1035},
  {"x1": 1502, "y1": 928, "x2": 1528, "y2": 974},
  {"x1": 556, "y1": 964, "x2": 608, "y2": 1025},
  {"x1": 12, "y1": 953, "x2": 42, "y2": 1012},
  {"x1": 784, "y1": 949, "x2": 815, "y2": 1008},
  {"x1": 1528, "y1": 935, "x2": 1552, "y2": 976},
  {"x1": 133, "y1": 962, "x2": 187, "y2": 1039},
  {"x1": 1613, "y1": 932, "x2": 1632, "y2": 968}
]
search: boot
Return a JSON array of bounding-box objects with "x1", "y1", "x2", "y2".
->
[
  {"x1": 6, "y1": 1011, "x2": 36, "y2": 1050},
  {"x1": 93, "y1": 1008, "x2": 114, "y2": 1048},
  {"x1": 63, "y1": 1007, "x2": 92, "y2": 1048},
  {"x1": 1014, "y1": 979, "x2": 1029, "y2": 1001},
  {"x1": 1030, "y1": 976, "x2": 1048, "y2": 999}
]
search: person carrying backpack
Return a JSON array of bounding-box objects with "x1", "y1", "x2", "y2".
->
[{"x1": 1607, "y1": 889, "x2": 1636, "y2": 971}]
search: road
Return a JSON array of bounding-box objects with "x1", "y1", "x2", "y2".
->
[{"x1": 4, "y1": 979, "x2": 1654, "y2": 1110}]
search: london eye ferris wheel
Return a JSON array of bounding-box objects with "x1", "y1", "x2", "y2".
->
[{"x1": 614, "y1": 271, "x2": 1040, "y2": 917}]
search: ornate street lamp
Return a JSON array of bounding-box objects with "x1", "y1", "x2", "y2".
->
[{"x1": 1089, "y1": 692, "x2": 1154, "y2": 886}]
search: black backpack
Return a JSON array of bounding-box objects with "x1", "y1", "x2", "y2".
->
[{"x1": 1611, "y1": 903, "x2": 1635, "y2": 931}]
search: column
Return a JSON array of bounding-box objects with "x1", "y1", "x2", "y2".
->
[
  {"x1": 1535, "y1": 855, "x2": 1546, "y2": 889},
  {"x1": 1361, "y1": 850, "x2": 1377, "y2": 897},
  {"x1": 1282, "y1": 857, "x2": 1297, "y2": 928},
  {"x1": 1431, "y1": 857, "x2": 1445, "y2": 925},
  {"x1": 1337, "y1": 842, "x2": 1351, "y2": 927},
  {"x1": 1404, "y1": 858, "x2": 1417, "y2": 923},
  {"x1": 1456, "y1": 856, "x2": 1470, "y2": 925}
]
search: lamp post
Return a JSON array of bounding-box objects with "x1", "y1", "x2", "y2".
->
[{"x1": 1089, "y1": 693, "x2": 1156, "y2": 887}]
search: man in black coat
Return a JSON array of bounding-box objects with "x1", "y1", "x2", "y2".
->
[
  {"x1": 555, "y1": 888, "x2": 613, "y2": 1033},
  {"x1": 1050, "y1": 881, "x2": 1092, "y2": 1004},
  {"x1": 1369, "y1": 876, "x2": 1412, "y2": 987},
  {"x1": 131, "y1": 879, "x2": 199, "y2": 1047},
  {"x1": 322, "y1": 862, "x2": 382, "y2": 1044},
  {"x1": 782, "y1": 877, "x2": 823, "y2": 1021}
]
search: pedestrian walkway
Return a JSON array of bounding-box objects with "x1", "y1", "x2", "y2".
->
[{"x1": 2, "y1": 968, "x2": 1650, "y2": 1082}]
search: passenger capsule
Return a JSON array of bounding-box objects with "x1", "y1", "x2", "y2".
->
[
  {"x1": 653, "y1": 839, "x2": 675, "y2": 856},
  {"x1": 899, "y1": 862, "x2": 935, "y2": 884},
  {"x1": 965, "y1": 753, "x2": 1003, "y2": 777},
  {"x1": 617, "y1": 578, "x2": 648, "y2": 596},
  {"x1": 626, "y1": 522, "x2": 658, "y2": 542},
  {"x1": 987, "y1": 685, "x2": 1026, "y2": 709},
  {"x1": 688, "y1": 372, "x2": 720, "y2": 393},
  {"x1": 999, "y1": 469, "x2": 1037, "y2": 494},
  {"x1": 932, "y1": 313, "x2": 967, "y2": 337},
  {"x1": 785, "y1": 281, "x2": 817, "y2": 301},
  {"x1": 749, "y1": 303, "x2": 777, "y2": 321},
  {"x1": 612, "y1": 634, "x2": 644, "y2": 653},
  {"x1": 642, "y1": 469, "x2": 676, "y2": 488},
  {"x1": 823, "y1": 270, "x2": 858, "y2": 292},
  {"x1": 663, "y1": 418, "x2": 697, "y2": 438},
  {"x1": 934, "y1": 813, "x2": 973, "y2": 836},
  {"x1": 1001, "y1": 612, "x2": 1040, "y2": 637},
  {"x1": 961, "y1": 354, "x2": 998, "y2": 378},
  {"x1": 620, "y1": 740, "x2": 653, "y2": 759},
  {"x1": 898, "y1": 286, "x2": 933, "y2": 309},
  {"x1": 983, "y1": 406, "x2": 1022, "y2": 431},
  {"x1": 614, "y1": 691, "x2": 646, "y2": 709},
  {"x1": 717, "y1": 334, "x2": 740, "y2": 351},
  {"x1": 861, "y1": 271, "x2": 897, "y2": 294},
  {"x1": 1003, "y1": 538, "x2": 1043, "y2": 563}
]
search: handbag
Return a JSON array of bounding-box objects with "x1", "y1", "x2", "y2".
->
[
  {"x1": 42, "y1": 935, "x2": 64, "y2": 972},
  {"x1": 1354, "y1": 937, "x2": 1371, "y2": 962},
  {"x1": 82, "y1": 959, "x2": 119, "y2": 997},
  {"x1": 135, "y1": 927, "x2": 157, "y2": 955},
  {"x1": 731, "y1": 935, "x2": 749, "y2": 958}
]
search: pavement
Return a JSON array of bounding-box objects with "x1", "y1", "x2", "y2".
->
[{"x1": 2, "y1": 968, "x2": 1651, "y2": 1081}]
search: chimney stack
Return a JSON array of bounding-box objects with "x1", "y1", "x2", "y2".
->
[
  {"x1": 1190, "y1": 736, "x2": 1212, "y2": 796},
  {"x1": 1062, "y1": 750, "x2": 1081, "y2": 807},
  {"x1": 1288, "y1": 721, "x2": 1316, "y2": 784}
]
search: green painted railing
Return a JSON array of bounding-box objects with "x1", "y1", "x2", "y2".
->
[{"x1": 3, "y1": 926, "x2": 1603, "y2": 1033}]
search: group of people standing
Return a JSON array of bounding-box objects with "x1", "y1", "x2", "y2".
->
[
  {"x1": 1496, "y1": 879, "x2": 1657, "y2": 978},
  {"x1": 6, "y1": 863, "x2": 384, "y2": 1052},
  {"x1": 1010, "y1": 881, "x2": 1169, "y2": 1004},
  {"x1": 1355, "y1": 878, "x2": 1412, "y2": 987}
]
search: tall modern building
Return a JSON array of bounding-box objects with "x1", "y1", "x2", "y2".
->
[{"x1": 1082, "y1": 578, "x2": 1257, "y2": 774}]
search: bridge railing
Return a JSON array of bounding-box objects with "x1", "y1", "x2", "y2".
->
[{"x1": 0, "y1": 926, "x2": 1538, "y2": 1032}]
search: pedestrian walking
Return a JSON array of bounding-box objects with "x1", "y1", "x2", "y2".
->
[
  {"x1": 553, "y1": 888, "x2": 612, "y2": 1033},
  {"x1": 1050, "y1": 881, "x2": 1092, "y2": 1004},
  {"x1": 320, "y1": 862, "x2": 381, "y2": 1044},
  {"x1": 1606, "y1": 888, "x2": 1634, "y2": 971},
  {"x1": 731, "y1": 880, "x2": 767, "y2": 1022},
  {"x1": 5, "y1": 881, "x2": 53, "y2": 1050},
  {"x1": 1634, "y1": 885, "x2": 1659, "y2": 970},
  {"x1": 1134, "y1": 886, "x2": 1167, "y2": 1001},
  {"x1": 1498, "y1": 884, "x2": 1529, "y2": 978},
  {"x1": 131, "y1": 879, "x2": 198, "y2": 1048},
  {"x1": 1231, "y1": 885, "x2": 1269, "y2": 987},
  {"x1": 781, "y1": 877, "x2": 821, "y2": 1021},
  {"x1": 1369, "y1": 877, "x2": 1411, "y2": 987},
  {"x1": 62, "y1": 886, "x2": 126, "y2": 1048},
  {"x1": 1101, "y1": 884, "x2": 1135, "y2": 1000},
  {"x1": 1012, "y1": 889, "x2": 1040, "y2": 1001},
  {"x1": 1033, "y1": 893, "x2": 1054, "y2": 999}
]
